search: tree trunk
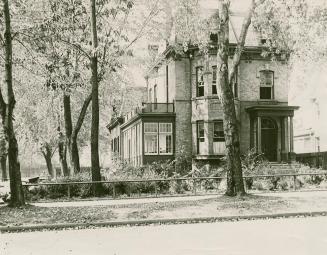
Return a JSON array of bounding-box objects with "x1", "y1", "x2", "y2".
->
[
  {"x1": 42, "y1": 144, "x2": 55, "y2": 178},
  {"x1": 89, "y1": 0, "x2": 102, "y2": 195},
  {"x1": 217, "y1": 0, "x2": 245, "y2": 196},
  {"x1": 3, "y1": 0, "x2": 25, "y2": 207},
  {"x1": 58, "y1": 131, "x2": 69, "y2": 177},
  {"x1": 1, "y1": 155, "x2": 7, "y2": 181},
  {"x1": 65, "y1": 93, "x2": 92, "y2": 175},
  {"x1": 63, "y1": 94, "x2": 74, "y2": 176},
  {"x1": 68, "y1": 134, "x2": 80, "y2": 174}
]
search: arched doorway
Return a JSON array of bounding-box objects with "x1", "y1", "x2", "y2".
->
[{"x1": 261, "y1": 118, "x2": 278, "y2": 161}]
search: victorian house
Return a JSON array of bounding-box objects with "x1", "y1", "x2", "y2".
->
[{"x1": 108, "y1": 13, "x2": 299, "y2": 168}]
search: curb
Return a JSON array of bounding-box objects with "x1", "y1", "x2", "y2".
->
[{"x1": 1, "y1": 211, "x2": 327, "y2": 233}]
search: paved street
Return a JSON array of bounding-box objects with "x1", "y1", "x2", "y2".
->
[{"x1": 1, "y1": 216, "x2": 327, "y2": 255}]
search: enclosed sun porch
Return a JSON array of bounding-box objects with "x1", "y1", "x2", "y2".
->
[{"x1": 108, "y1": 102, "x2": 176, "y2": 167}]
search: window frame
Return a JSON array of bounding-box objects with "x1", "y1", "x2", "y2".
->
[
  {"x1": 196, "y1": 66, "x2": 204, "y2": 97},
  {"x1": 197, "y1": 121, "x2": 205, "y2": 154},
  {"x1": 144, "y1": 123, "x2": 158, "y2": 155},
  {"x1": 259, "y1": 70, "x2": 274, "y2": 100},
  {"x1": 144, "y1": 122, "x2": 173, "y2": 155},
  {"x1": 159, "y1": 123, "x2": 173, "y2": 155},
  {"x1": 212, "y1": 66, "x2": 217, "y2": 95},
  {"x1": 213, "y1": 120, "x2": 225, "y2": 142}
]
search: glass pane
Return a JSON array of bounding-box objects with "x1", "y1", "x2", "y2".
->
[
  {"x1": 159, "y1": 134, "x2": 172, "y2": 154},
  {"x1": 198, "y1": 86, "x2": 204, "y2": 97},
  {"x1": 260, "y1": 70, "x2": 273, "y2": 87},
  {"x1": 212, "y1": 85, "x2": 217, "y2": 95},
  {"x1": 260, "y1": 87, "x2": 272, "y2": 99},
  {"x1": 212, "y1": 66, "x2": 217, "y2": 83},
  {"x1": 214, "y1": 121, "x2": 225, "y2": 141},
  {"x1": 196, "y1": 67, "x2": 204, "y2": 83},
  {"x1": 159, "y1": 123, "x2": 172, "y2": 133},
  {"x1": 197, "y1": 122, "x2": 204, "y2": 138},
  {"x1": 144, "y1": 134, "x2": 158, "y2": 154},
  {"x1": 144, "y1": 123, "x2": 158, "y2": 133}
]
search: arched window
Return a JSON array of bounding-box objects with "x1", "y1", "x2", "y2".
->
[
  {"x1": 261, "y1": 118, "x2": 277, "y2": 130},
  {"x1": 259, "y1": 70, "x2": 274, "y2": 99}
]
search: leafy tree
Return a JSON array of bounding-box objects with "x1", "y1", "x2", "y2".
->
[{"x1": 0, "y1": 0, "x2": 25, "y2": 206}]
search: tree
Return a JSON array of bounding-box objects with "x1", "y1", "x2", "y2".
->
[
  {"x1": 89, "y1": 0, "x2": 102, "y2": 194},
  {"x1": 1, "y1": 0, "x2": 25, "y2": 206},
  {"x1": 171, "y1": 0, "x2": 264, "y2": 196}
]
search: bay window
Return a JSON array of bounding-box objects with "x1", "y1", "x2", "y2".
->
[
  {"x1": 197, "y1": 121, "x2": 205, "y2": 154},
  {"x1": 213, "y1": 120, "x2": 226, "y2": 154}
]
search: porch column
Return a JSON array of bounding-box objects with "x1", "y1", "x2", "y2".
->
[
  {"x1": 284, "y1": 117, "x2": 289, "y2": 161},
  {"x1": 289, "y1": 116, "x2": 294, "y2": 153},
  {"x1": 257, "y1": 116, "x2": 262, "y2": 153}
]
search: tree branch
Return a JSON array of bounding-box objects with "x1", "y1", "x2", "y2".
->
[
  {"x1": 229, "y1": 0, "x2": 256, "y2": 85},
  {"x1": 72, "y1": 93, "x2": 92, "y2": 138}
]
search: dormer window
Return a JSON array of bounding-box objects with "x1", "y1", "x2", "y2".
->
[
  {"x1": 259, "y1": 70, "x2": 274, "y2": 100},
  {"x1": 196, "y1": 66, "x2": 204, "y2": 97}
]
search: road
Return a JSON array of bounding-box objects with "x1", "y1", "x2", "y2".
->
[{"x1": 1, "y1": 217, "x2": 327, "y2": 255}]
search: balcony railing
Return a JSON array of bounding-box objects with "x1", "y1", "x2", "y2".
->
[
  {"x1": 123, "y1": 103, "x2": 175, "y2": 123},
  {"x1": 141, "y1": 102, "x2": 174, "y2": 113}
]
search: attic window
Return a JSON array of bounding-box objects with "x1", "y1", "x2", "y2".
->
[{"x1": 260, "y1": 38, "x2": 267, "y2": 45}]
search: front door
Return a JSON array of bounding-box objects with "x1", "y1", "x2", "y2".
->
[{"x1": 261, "y1": 118, "x2": 277, "y2": 161}]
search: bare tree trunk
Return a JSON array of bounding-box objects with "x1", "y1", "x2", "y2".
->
[
  {"x1": 1, "y1": 155, "x2": 7, "y2": 181},
  {"x1": 2, "y1": 0, "x2": 25, "y2": 207},
  {"x1": 217, "y1": 0, "x2": 245, "y2": 196},
  {"x1": 89, "y1": 0, "x2": 102, "y2": 195},
  {"x1": 41, "y1": 144, "x2": 54, "y2": 178},
  {"x1": 63, "y1": 94, "x2": 74, "y2": 176},
  {"x1": 65, "y1": 93, "x2": 92, "y2": 175},
  {"x1": 58, "y1": 130, "x2": 69, "y2": 177}
]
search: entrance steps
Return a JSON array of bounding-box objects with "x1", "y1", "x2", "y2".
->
[{"x1": 266, "y1": 162, "x2": 301, "y2": 174}]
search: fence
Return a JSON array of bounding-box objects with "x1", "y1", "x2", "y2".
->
[
  {"x1": 22, "y1": 172, "x2": 327, "y2": 201},
  {"x1": 296, "y1": 152, "x2": 327, "y2": 169}
]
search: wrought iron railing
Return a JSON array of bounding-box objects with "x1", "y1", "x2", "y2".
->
[{"x1": 22, "y1": 172, "x2": 327, "y2": 201}]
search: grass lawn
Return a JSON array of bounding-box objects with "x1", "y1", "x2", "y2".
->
[{"x1": 1, "y1": 192, "x2": 327, "y2": 228}]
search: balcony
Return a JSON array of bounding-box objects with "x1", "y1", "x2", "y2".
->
[
  {"x1": 141, "y1": 102, "x2": 175, "y2": 113},
  {"x1": 123, "y1": 103, "x2": 175, "y2": 123}
]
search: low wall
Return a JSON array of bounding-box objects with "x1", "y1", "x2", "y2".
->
[{"x1": 296, "y1": 151, "x2": 327, "y2": 170}]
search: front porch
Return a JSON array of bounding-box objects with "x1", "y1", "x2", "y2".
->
[{"x1": 246, "y1": 105, "x2": 299, "y2": 162}]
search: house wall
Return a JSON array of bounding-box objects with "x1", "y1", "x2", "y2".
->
[
  {"x1": 109, "y1": 125, "x2": 121, "y2": 162},
  {"x1": 189, "y1": 52, "x2": 290, "y2": 158}
]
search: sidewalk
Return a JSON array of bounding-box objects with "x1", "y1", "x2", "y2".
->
[
  {"x1": 31, "y1": 194, "x2": 217, "y2": 208},
  {"x1": 30, "y1": 190, "x2": 327, "y2": 208},
  {"x1": 1, "y1": 191, "x2": 327, "y2": 232}
]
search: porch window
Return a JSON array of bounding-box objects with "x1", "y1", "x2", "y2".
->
[
  {"x1": 144, "y1": 123, "x2": 158, "y2": 154},
  {"x1": 213, "y1": 121, "x2": 225, "y2": 142},
  {"x1": 159, "y1": 123, "x2": 173, "y2": 154},
  {"x1": 259, "y1": 70, "x2": 274, "y2": 99},
  {"x1": 212, "y1": 66, "x2": 217, "y2": 95},
  {"x1": 196, "y1": 66, "x2": 204, "y2": 97}
]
